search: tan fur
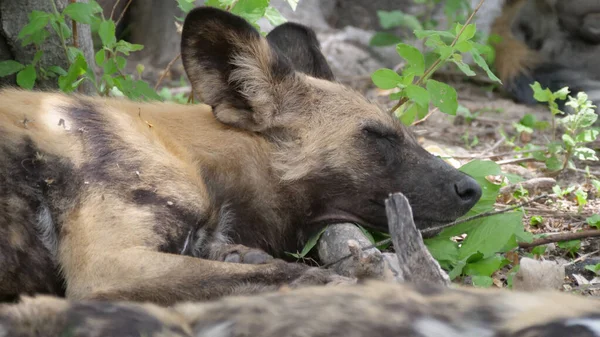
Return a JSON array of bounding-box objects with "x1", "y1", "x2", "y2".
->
[{"x1": 490, "y1": 0, "x2": 541, "y2": 84}]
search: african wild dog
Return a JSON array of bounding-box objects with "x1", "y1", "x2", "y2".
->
[
  {"x1": 3, "y1": 280, "x2": 600, "y2": 337},
  {"x1": 491, "y1": 0, "x2": 600, "y2": 108},
  {"x1": 0, "y1": 6, "x2": 482, "y2": 305}
]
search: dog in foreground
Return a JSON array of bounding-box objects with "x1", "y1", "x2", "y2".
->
[{"x1": 2, "y1": 280, "x2": 600, "y2": 337}]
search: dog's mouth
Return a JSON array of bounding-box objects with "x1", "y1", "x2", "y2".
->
[{"x1": 309, "y1": 209, "x2": 374, "y2": 229}]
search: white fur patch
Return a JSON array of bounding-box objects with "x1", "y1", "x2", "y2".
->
[
  {"x1": 413, "y1": 318, "x2": 493, "y2": 337},
  {"x1": 565, "y1": 318, "x2": 600, "y2": 335},
  {"x1": 34, "y1": 204, "x2": 58, "y2": 260},
  {"x1": 195, "y1": 321, "x2": 234, "y2": 337},
  {"x1": 40, "y1": 106, "x2": 71, "y2": 132}
]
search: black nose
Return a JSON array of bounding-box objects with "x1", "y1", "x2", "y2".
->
[{"x1": 454, "y1": 176, "x2": 482, "y2": 209}]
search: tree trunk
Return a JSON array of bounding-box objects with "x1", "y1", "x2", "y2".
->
[{"x1": 0, "y1": 0, "x2": 95, "y2": 94}]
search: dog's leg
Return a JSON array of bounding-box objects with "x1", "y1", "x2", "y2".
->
[{"x1": 57, "y1": 195, "x2": 348, "y2": 306}]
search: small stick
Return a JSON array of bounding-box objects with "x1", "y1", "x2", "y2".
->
[
  {"x1": 70, "y1": 0, "x2": 78, "y2": 49},
  {"x1": 110, "y1": 0, "x2": 122, "y2": 21},
  {"x1": 421, "y1": 194, "x2": 551, "y2": 236},
  {"x1": 116, "y1": 0, "x2": 134, "y2": 27},
  {"x1": 323, "y1": 194, "x2": 552, "y2": 268},
  {"x1": 519, "y1": 230, "x2": 600, "y2": 249},
  {"x1": 411, "y1": 108, "x2": 438, "y2": 126},
  {"x1": 154, "y1": 54, "x2": 182, "y2": 90}
]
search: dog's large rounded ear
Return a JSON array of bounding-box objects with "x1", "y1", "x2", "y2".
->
[
  {"x1": 266, "y1": 23, "x2": 335, "y2": 81},
  {"x1": 181, "y1": 7, "x2": 295, "y2": 132}
]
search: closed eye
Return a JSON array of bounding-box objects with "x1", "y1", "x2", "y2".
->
[{"x1": 361, "y1": 123, "x2": 398, "y2": 141}]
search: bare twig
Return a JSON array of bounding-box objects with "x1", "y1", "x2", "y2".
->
[
  {"x1": 569, "y1": 167, "x2": 600, "y2": 177},
  {"x1": 323, "y1": 194, "x2": 551, "y2": 268},
  {"x1": 519, "y1": 230, "x2": 600, "y2": 249},
  {"x1": 110, "y1": 0, "x2": 121, "y2": 21},
  {"x1": 450, "y1": 149, "x2": 543, "y2": 160},
  {"x1": 116, "y1": 0, "x2": 134, "y2": 27},
  {"x1": 421, "y1": 194, "x2": 551, "y2": 236},
  {"x1": 70, "y1": 0, "x2": 78, "y2": 49},
  {"x1": 497, "y1": 157, "x2": 538, "y2": 165},
  {"x1": 154, "y1": 54, "x2": 182, "y2": 90},
  {"x1": 480, "y1": 136, "x2": 506, "y2": 156},
  {"x1": 411, "y1": 108, "x2": 438, "y2": 126}
]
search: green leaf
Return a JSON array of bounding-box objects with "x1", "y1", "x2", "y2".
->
[
  {"x1": 585, "y1": 263, "x2": 600, "y2": 275},
  {"x1": 562, "y1": 134, "x2": 576, "y2": 147},
  {"x1": 98, "y1": 20, "x2": 116, "y2": 47},
  {"x1": 369, "y1": 32, "x2": 402, "y2": 47},
  {"x1": 264, "y1": 6, "x2": 287, "y2": 26},
  {"x1": 355, "y1": 224, "x2": 375, "y2": 244},
  {"x1": 18, "y1": 11, "x2": 50, "y2": 40},
  {"x1": 396, "y1": 43, "x2": 425, "y2": 76},
  {"x1": 557, "y1": 239, "x2": 581, "y2": 255},
  {"x1": 530, "y1": 215, "x2": 543, "y2": 226},
  {"x1": 58, "y1": 53, "x2": 88, "y2": 93},
  {"x1": 545, "y1": 155, "x2": 563, "y2": 171},
  {"x1": 426, "y1": 79, "x2": 458, "y2": 115},
  {"x1": 47, "y1": 65, "x2": 67, "y2": 77},
  {"x1": 452, "y1": 58, "x2": 475, "y2": 76},
  {"x1": 115, "y1": 40, "x2": 144, "y2": 55},
  {"x1": 376, "y1": 10, "x2": 422, "y2": 31},
  {"x1": 458, "y1": 212, "x2": 523, "y2": 260},
  {"x1": 530, "y1": 82, "x2": 552, "y2": 102},
  {"x1": 531, "y1": 245, "x2": 546, "y2": 256},
  {"x1": 587, "y1": 214, "x2": 600, "y2": 229},
  {"x1": 371, "y1": 68, "x2": 403, "y2": 89},
  {"x1": 0, "y1": 60, "x2": 25, "y2": 77},
  {"x1": 63, "y1": 2, "x2": 102, "y2": 25},
  {"x1": 448, "y1": 260, "x2": 467, "y2": 280},
  {"x1": 95, "y1": 49, "x2": 106, "y2": 67},
  {"x1": 464, "y1": 255, "x2": 507, "y2": 277},
  {"x1": 457, "y1": 23, "x2": 476, "y2": 42},
  {"x1": 286, "y1": 0, "x2": 299, "y2": 11},
  {"x1": 287, "y1": 227, "x2": 327, "y2": 258},
  {"x1": 231, "y1": 0, "x2": 269, "y2": 24},
  {"x1": 405, "y1": 84, "x2": 430, "y2": 108},
  {"x1": 471, "y1": 275, "x2": 493, "y2": 288},
  {"x1": 574, "y1": 147, "x2": 599, "y2": 161},
  {"x1": 470, "y1": 50, "x2": 501, "y2": 83},
  {"x1": 576, "y1": 129, "x2": 600, "y2": 143},
  {"x1": 16, "y1": 65, "x2": 37, "y2": 90},
  {"x1": 399, "y1": 103, "x2": 417, "y2": 125},
  {"x1": 414, "y1": 30, "x2": 455, "y2": 40},
  {"x1": 177, "y1": 0, "x2": 197, "y2": 13},
  {"x1": 424, "y1": 237, "x2": 459, "y2": 266}
]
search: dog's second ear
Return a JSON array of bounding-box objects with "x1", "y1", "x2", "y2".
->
[
  {"x1": 180, "y1": 7, "x2": 296, "y2": 132},
  {"x1": 267, "y1": 23, "x2": 335, "y2": 81}
]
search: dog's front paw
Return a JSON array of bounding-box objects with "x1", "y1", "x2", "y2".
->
[
  {"x1": 212, "y1": 244, "x2": 274, "y2": 264},
  {"x1": 289, "y1": 267, "x2": 356, "y2": 287}
]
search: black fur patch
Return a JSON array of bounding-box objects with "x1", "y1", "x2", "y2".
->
[
  {"x1": 130, "y1": 188, "x2": 206, "y2": 254},
  {"x1": 267, "y1": 22, "x2": 335, "y2": 81},
  {"x1": 0, "y1": 137, "x2": 73, "y2": 299},
  {"x1": 61, "y1": 302, "x2": 189, "y2": 337}
]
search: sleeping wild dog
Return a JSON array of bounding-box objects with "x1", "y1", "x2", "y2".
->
[
  {"x1": 0, "y1": 6, "x2": 482, "y2": 305},
  {"x1": 491, "y1": 0, "x2": 600, "y2": 109}
]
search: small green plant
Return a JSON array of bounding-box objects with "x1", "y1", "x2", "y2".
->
[
  {"x1": 0, "y1": 0, "x2": 295, "y2": 101},
  {"x1": 530, "y1": 83, "x2": 599, "y2": 172},
  {"x1": 586, "y1": 214, "x2": 600, "y2": 229},
  {"x1": 557, "y1": 239, "x2": 581, "y2": 257},
  {"x1": 530, "y1": 215, "x2": 543, "y2": 226},
  {"x1": 371, "y1": 7, "x2": 500, "y2": 126},
  {"x1": 584, "y1": 263, "x2": 600, "y2": 275}
]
